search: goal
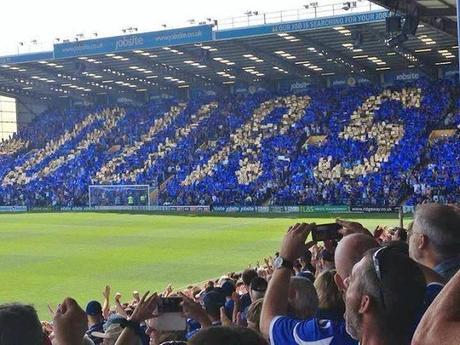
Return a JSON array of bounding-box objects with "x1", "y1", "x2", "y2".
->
[{"x1": 88, "y1": 185, "x2": 151, "y2": 208}]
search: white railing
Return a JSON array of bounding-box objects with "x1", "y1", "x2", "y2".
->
[
  {"x1": 217, "y1": 1, "x2": 381, "y2": 30},
  {"x1": 2, "y1": 1, "x2": 382, "y2": 56}
]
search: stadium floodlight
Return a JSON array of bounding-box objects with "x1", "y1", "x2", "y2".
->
[{"x1": 88, "y1": 184, "x2": 152, "y2": 208}]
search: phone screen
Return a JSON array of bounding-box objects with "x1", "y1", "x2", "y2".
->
[{"x1": 312, "y1": 223, "x2": 342, "y2": 242}]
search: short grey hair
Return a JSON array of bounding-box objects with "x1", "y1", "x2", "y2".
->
[
  {"x1": 288, "y1": 277, "x2": 319, "y2": 319},
  {"x1": 414, "y1": 204, "x2": 460, "y2": 260}
]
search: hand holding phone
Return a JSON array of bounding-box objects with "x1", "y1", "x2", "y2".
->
[{"x1": 311, "y1": 223, "x2": 342, "y2": 242}]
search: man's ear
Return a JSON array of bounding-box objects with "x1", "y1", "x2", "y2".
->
[
  {"x1": 358, "y1": 295, "x2": 371, "y2": 314},
  {"x1": 334, "y1": 273, "x2": 346, "y2": 292},
  {"x1": 419, "y1": 234, "x2": 429, "y2": 250}
]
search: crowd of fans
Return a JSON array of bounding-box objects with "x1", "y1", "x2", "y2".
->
[
  {"x1": 0, "y1": 79, "x2": 458, "y2": 207},
  {"x1": 2, "y1": 203, "x2": 459, "y2": 345}
]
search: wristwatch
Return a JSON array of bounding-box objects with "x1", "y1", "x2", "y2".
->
[{"x1": 274, "y1": 256, "x2": 294, "y2": 271}]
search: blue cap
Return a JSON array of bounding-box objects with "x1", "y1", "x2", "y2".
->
[{"x1": 85, "y1": 300, "x2": 102, "y2": 316}]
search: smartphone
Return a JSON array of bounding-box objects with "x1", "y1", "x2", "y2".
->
[
  {"x1": 312, "y1": 223, "x2": 342, "y2": 242},
  {"x1": 151, "y1": 297, "x2": 186, "y2": 331}
]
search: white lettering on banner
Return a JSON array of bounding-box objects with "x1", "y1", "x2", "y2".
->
[
  {"x1": 396, "y1": 73, "x2": 420, "y2": 81},
  {"x1": 115, "y1": 36, "x2": 144, "y2": 50},
  {"x1": 271, "y1": 11, "x2": 387, "y2": 33},
  {"x1": 291, "y1": 82, "x2": 310, "y2": 91},
  {"x1": 315, "y1": 88, "x2": 422, "y2": 181}
]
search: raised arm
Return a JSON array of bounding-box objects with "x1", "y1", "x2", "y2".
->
[
  {"x1": 412, "y1": 269, "x2": 460, "y2": 345},
  {"x1": 260, "y1": 223, "x2": 314, "y2": 338}
]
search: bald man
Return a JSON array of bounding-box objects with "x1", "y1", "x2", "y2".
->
[{"x1": 333, "y1": 233, "x2": 379, "y2": 292}]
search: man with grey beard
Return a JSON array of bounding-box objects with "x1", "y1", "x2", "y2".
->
[{"x1": 344, "y1": 246, "x2": 425, "y2": 344}]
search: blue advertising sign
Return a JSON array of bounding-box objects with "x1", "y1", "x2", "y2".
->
[
  {"x1": 54, "y1": 25, "x2": 213, "y2": 59},
  {"x1": 216, "y1": 10, "x2": 388, "y2": 40},
  {"x1": 0, "y1": 51, "x2": 54, "y2": 65},
  {"x1": 383, "y1": 70, "x2": 426, "y2": 85}
]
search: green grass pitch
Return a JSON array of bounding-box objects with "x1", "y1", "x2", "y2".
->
[{"x1": 0, "y1": 212, "x2": 402, "y2": 319}]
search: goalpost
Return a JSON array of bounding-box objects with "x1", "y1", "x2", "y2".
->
[{"x1": 88, "y1": 185, "x2": 152, "y2": 208}]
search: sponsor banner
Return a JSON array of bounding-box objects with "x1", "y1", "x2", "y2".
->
[
  {"x1": 0, "y1": 51, "x2": 54, "y2": 65},
  {"x1": 0, "y1": 206, "x2": 27, "y2": 212},
  {"x1": 54, "y1": 25, "x2": 213, "y2": 59},
  {"x1": 216, "y1": 10, "x2": 388, "y2": 40},
  {"x1": 402, "y1": 205, "x2": 415, "y2": 214},
  {"x1": 383, "y1": 70, "x2": 426, "y2": 85},
  {"x1": 94, "y1": 205, "x2": 210, "y2": 213},
  {"x1": 300, "y1": 205, "x2": 349, "y2": 213},
  {"x1": 350, "y1": 206, "x2": 401, "y2": 213},
  {"x1": 269, "y1": 206, "x2": 300, "y2": 213},
  {"x1": 331, "y1": 76, "x2": 371, "y2": 87},
  {"x1": 61, "y1": 207, "x2": 93, "y2": 212}
]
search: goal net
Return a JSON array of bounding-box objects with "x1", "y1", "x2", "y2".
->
[{"x1": 88, "y1": 185, "x2": 151, "y2": 208}]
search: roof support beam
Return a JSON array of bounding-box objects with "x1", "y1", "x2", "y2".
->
[
  {"x1": 292, "y1": 33, "x2": 380, "y2": 83},
  {"x1": 128, "y1": 54, "x2": 224, "y2": 91},
  {"x1": 179, "y1": 46, "x2": 261, "y2": 85},
  {"x1": 234, "y1": 41, "x2": 317, "y2": 80}
]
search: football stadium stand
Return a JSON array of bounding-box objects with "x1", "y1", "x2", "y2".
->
[{"x1": 0, "y1": 79, "x2": 458, "y2": 207}]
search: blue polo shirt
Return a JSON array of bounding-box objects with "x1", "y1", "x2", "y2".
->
[
  {"x1": 270, "y1": 316, "x2": 358, "y2": 345},
  {"x1": 434, "y1": 256, "x2": 460, "y2": 281}
]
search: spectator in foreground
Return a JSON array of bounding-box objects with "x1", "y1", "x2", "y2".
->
[
  {"x1": 409, "y1": 203, "x2": 460, "y2": 281},
  {"x1": 344, "y1": 246, "x2": 425, "y2": 344},
  {"x1": 412, "y1": 269, "x2": 460, "y2": 345},
  {"x1": 188, "y1": 326, "x2": 267, "y2": 345},
  {"x1": 260, "y1": 223, "x2": 358, "y2": 345},
  {"x1": 261, "y1": 223, "x2": 426, "y2": 345},
  {"x1": 0, "y1": 303, "x2": 45, "y2": 345}
]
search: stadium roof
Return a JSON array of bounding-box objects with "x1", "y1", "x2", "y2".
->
[
  {"x1": 0, "y1": 1, "x2": 457, "y2": 103},
  {"x1": 370, "y1": 0, "x2": 457, "y2": 37}
]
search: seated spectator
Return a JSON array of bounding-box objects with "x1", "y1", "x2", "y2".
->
[
  {"x1": 409, "y1": 203, "x2": 460, "y2": 281},
  {"x1": 314, "y1": 269, "x2": 345, "y2": 321}
]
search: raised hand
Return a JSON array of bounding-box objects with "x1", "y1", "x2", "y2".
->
[
  {"x1": 163, "y1": 284, "x2": 173, "y2": 297},
  {"x1": 279, "y1": 223, "x2": 315, "y2": 262},
  {"x1": 103, "y1": 285, "x2": 110, "y2": 299},
  {"x1": 180, "y1": 292, "x2": 211, "y2": 327},
  {"x1": 336, "y1": 218, "x2": 371, "y2": 237},
  {"x1": 53, "y1": 298, "x2": 87, "y2": 345},
  {"x1": 129, "y1": 291, "x2": 158, "y2": 323}
]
